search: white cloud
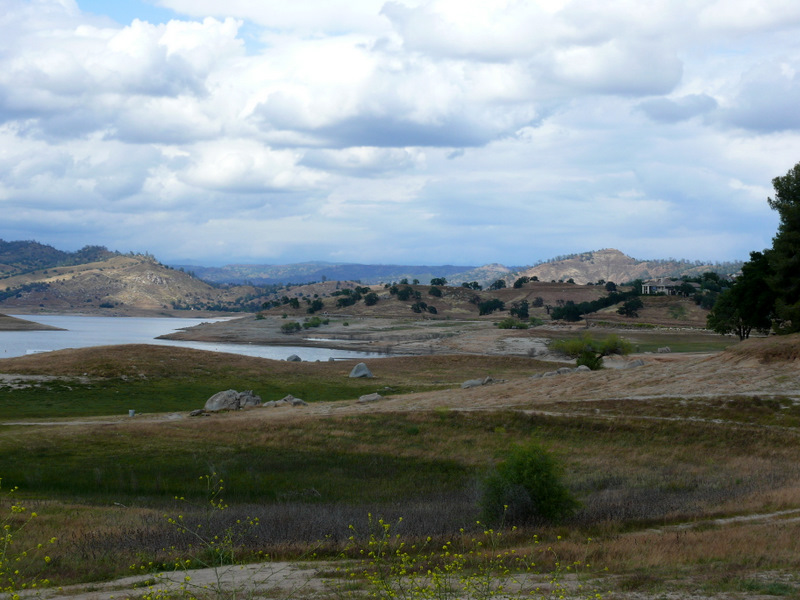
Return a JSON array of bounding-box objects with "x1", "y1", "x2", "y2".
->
[{"x1": 1, "y1": 0, "x2": 798, "y2": 266}]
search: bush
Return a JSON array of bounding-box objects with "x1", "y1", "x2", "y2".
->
[
  {"x1": 280, "y1": 321, "x2": 301, "y2": 334},
  {"x1": 550, "y1": 333, "x2": 632, "y2": 370},
  {"x1": 496, "y1": 317, "x2": 528, "y2": 329},
  {"x1": 480, "y1": 443, "x2": 578, "y2": 525}
]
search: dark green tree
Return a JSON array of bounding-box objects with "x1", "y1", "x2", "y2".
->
[
  {"x1": 707, "y1": 251, "x2": 774, "y2": 339},
  {"x1": 363, "y1": 292, "x2": 379, "y2": 306},
  {"x1": 489, "y1": 279, "x2": 506, "y2": 290},
  {"x1": 617, "y1": 297, "x2": 644, "y2": 317},
  {"x1": 513, "y1": 276, "x2": 530, "y2": 288},
  {"x1": 767, "y1": 162, "x2": 800, "y2": 333},
  {"x1": 510, "y1": 299, "x2": 529, "y2": 319}
]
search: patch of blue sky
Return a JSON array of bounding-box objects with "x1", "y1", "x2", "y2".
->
[
  {"x1": 77, "y1": 0, "x2": 177, "y2": 25},
  {"x1": 76, "y1": 0, "x2": 265, "y2": 53}
]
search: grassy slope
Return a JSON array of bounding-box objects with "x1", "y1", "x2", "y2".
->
[
  {"x1": 0, "y1": 344, "x2": 555, "y2": 418},
  {"x1": 3, "y1": 337, "x2": 800, "y2": 594}
]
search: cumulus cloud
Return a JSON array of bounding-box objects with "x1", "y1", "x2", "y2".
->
[
  {"x1": 637, "y1": 94, "x2": 718, "y2": 123},
  {"x1": 0, "y1": 0, "x2": 798, "y2": 265}
]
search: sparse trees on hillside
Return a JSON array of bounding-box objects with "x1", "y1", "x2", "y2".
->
[{"x1": 513, "y1": 276, "x2": 530, "y2": 288}]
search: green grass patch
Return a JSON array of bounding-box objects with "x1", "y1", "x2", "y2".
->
[{"x1": 0, "y1": 423, "x2": 470, "y2": 503}]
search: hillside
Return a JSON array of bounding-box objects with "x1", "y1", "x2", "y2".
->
[
  {"x1": 521, "y1": 248, "x2": 741, "y2": 285},
  {"x1": 0, "y1": 239, "x2": 116, "y2": 277},
  {"x1": 175, "y1": 249, "x2": 740, "y2": 287},
  {"x1": 0, "y1": 313, "x2": 63, "y2": 331},
  {"x1": 174, "y1": 261, "x2": 481, "y2": 286},
  {"x1": 0, "y1": 254, "x2": 263, "y2": 314}
]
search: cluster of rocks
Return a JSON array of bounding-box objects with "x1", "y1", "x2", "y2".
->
[
  {"x1": 263, "y1": 394, "x2": 308, "y2": 407},
  {"x1": 189, "y1": 362, "x2": 377, "y2": 416},
  {"x1": 529, "y1": 358, "x2": 646, "y2": 379},
  {"x1": 191, "y1": 388, "x2": 308, "y2": 416},
  {"x1": 530, "y1": 366, "x2": 592, "y2": 379}
]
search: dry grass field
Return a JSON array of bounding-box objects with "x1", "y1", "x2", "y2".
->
[{"x1": 2, "y1": 325, "x2": 800, "y2": 599}]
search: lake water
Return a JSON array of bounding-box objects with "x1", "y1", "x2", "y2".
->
[{"x1": 0, "y1": 315, "x2": 381, "y2": 361}]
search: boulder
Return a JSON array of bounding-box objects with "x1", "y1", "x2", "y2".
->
[
  {"x1": 286, "y1": 354, "x2": 302, "y2": 362},
  {"x1": 657, "y1": 347, "x2": 671, "y2": 353},
  {"x1": 461, "y1": 379, "x2": 485, "y2": 389},
  {"x1": 557, "y1": 367, "x2": 574, "y2": 375},
  {"x1": 189, "y1": 409, "x2": 206, "y2": 417},
  {"x1": 358, "y1": 393, "x2": 383, "y2": 403},
  {"x1": 238, "y1": 390, "x2": 262, "y2": 407},
  {"x1": 575, "y1": 365, "x2": 592, "y2": 372},
  {"x1": 204, "y1": 389, "x2": 241, "y2": 411},
  {"x1": 349, "y1": 362, "x2": 373, "y2": 378}
]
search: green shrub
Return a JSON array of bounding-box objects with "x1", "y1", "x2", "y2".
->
[
  {"x1": 551, "y1": 333, "x2": 632, "y2": 369},
  {"x1": 479, "y1": 442, "x2": 578, "y2": 525},
  {"x1": 496, "y1": 317, "x2": 527, "y2": 329},
  {"x1": 280, "y1": 321, "x2": 301, "y2": 334}
]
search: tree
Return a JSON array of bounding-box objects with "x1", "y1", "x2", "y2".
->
[
  {"x1": 489, "y1": 279, "x2": 506, "y2": 290},
  {"x1": 510, "y1": 299, "x2": 529, "y2": 319},
  {"x1": 604, "y1": 281, "x2": 617, "y2": 292},
  {"x1": 550, "y1": 300, "x2": 581, "y2": 321},
  {"x1": 766, "y1": 162, "x2": 800, "y2": 333},
  {"x1": 307, "y1": 299, "x2": 324, "y2": 313},
  {"x1": 428, "y1": 286, "x2": 442, "y2": 297},
  {"x1": 617, "y1": 297, "x2": 644, "y2": 317},
  {"x1": 513, "y1": 276, "x2": 530, "y2": 289},
  {"x1": 430, "y1": 277, "x2": 447, "y2": 286},
  {"x1": 363, "y1": 292, "x2": 379, "y2": 306},
  {"x1": 707, "y1": 251, "x2": 774, "y2": 340},
  {"x1": 478, "y1": 298, "x2": 505, "y2": 315}
]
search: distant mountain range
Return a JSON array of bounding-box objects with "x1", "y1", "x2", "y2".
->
[
  {"x1": 172, "y1": 262, "x2": 486, "y2": 286},
  {"x1": 174, "y1": 248, "x2": 742, "y2": 286},
  {"x1": 0, "y1": 239, "x2": 743, "y2": 314}
]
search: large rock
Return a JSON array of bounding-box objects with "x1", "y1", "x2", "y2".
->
[
  {"x1": 204, "y1": 389, "x2": 241, "y2": 411},
  {"x1": 204, "y1": 389, "x2": 262, "y2": 411},
  {"x1": 349, "y1": 362, "x2": 373, "y2": 378},
  {"x1": 238, "y1": 390, "x2": 262, "y2": 407},
  {"x1": 461, "y1": 379, "x2": 484, "y2": 389},
  {"x1": 358, "y1": 393, "x2": 383, "y2": 403},
  {"x1": 286, "y1": 354, "x2": 302, "y2": 362}
]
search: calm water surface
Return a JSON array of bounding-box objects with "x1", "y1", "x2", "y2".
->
[{"x1": 0, "y1": 315, "x2": 380, "y2": 361}]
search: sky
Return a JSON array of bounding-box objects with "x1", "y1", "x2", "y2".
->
[{"x1": 1, "y1": 0, "x2": 799, "y2": 267}]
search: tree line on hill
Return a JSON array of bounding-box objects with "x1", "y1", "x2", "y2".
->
[{"x1": 706, "y1": 161, "x2": 800, "y2": 340}]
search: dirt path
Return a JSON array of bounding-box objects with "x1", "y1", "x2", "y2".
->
[{"x1": 35, "y1": 561, "x2": 331, "y2": 600}]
